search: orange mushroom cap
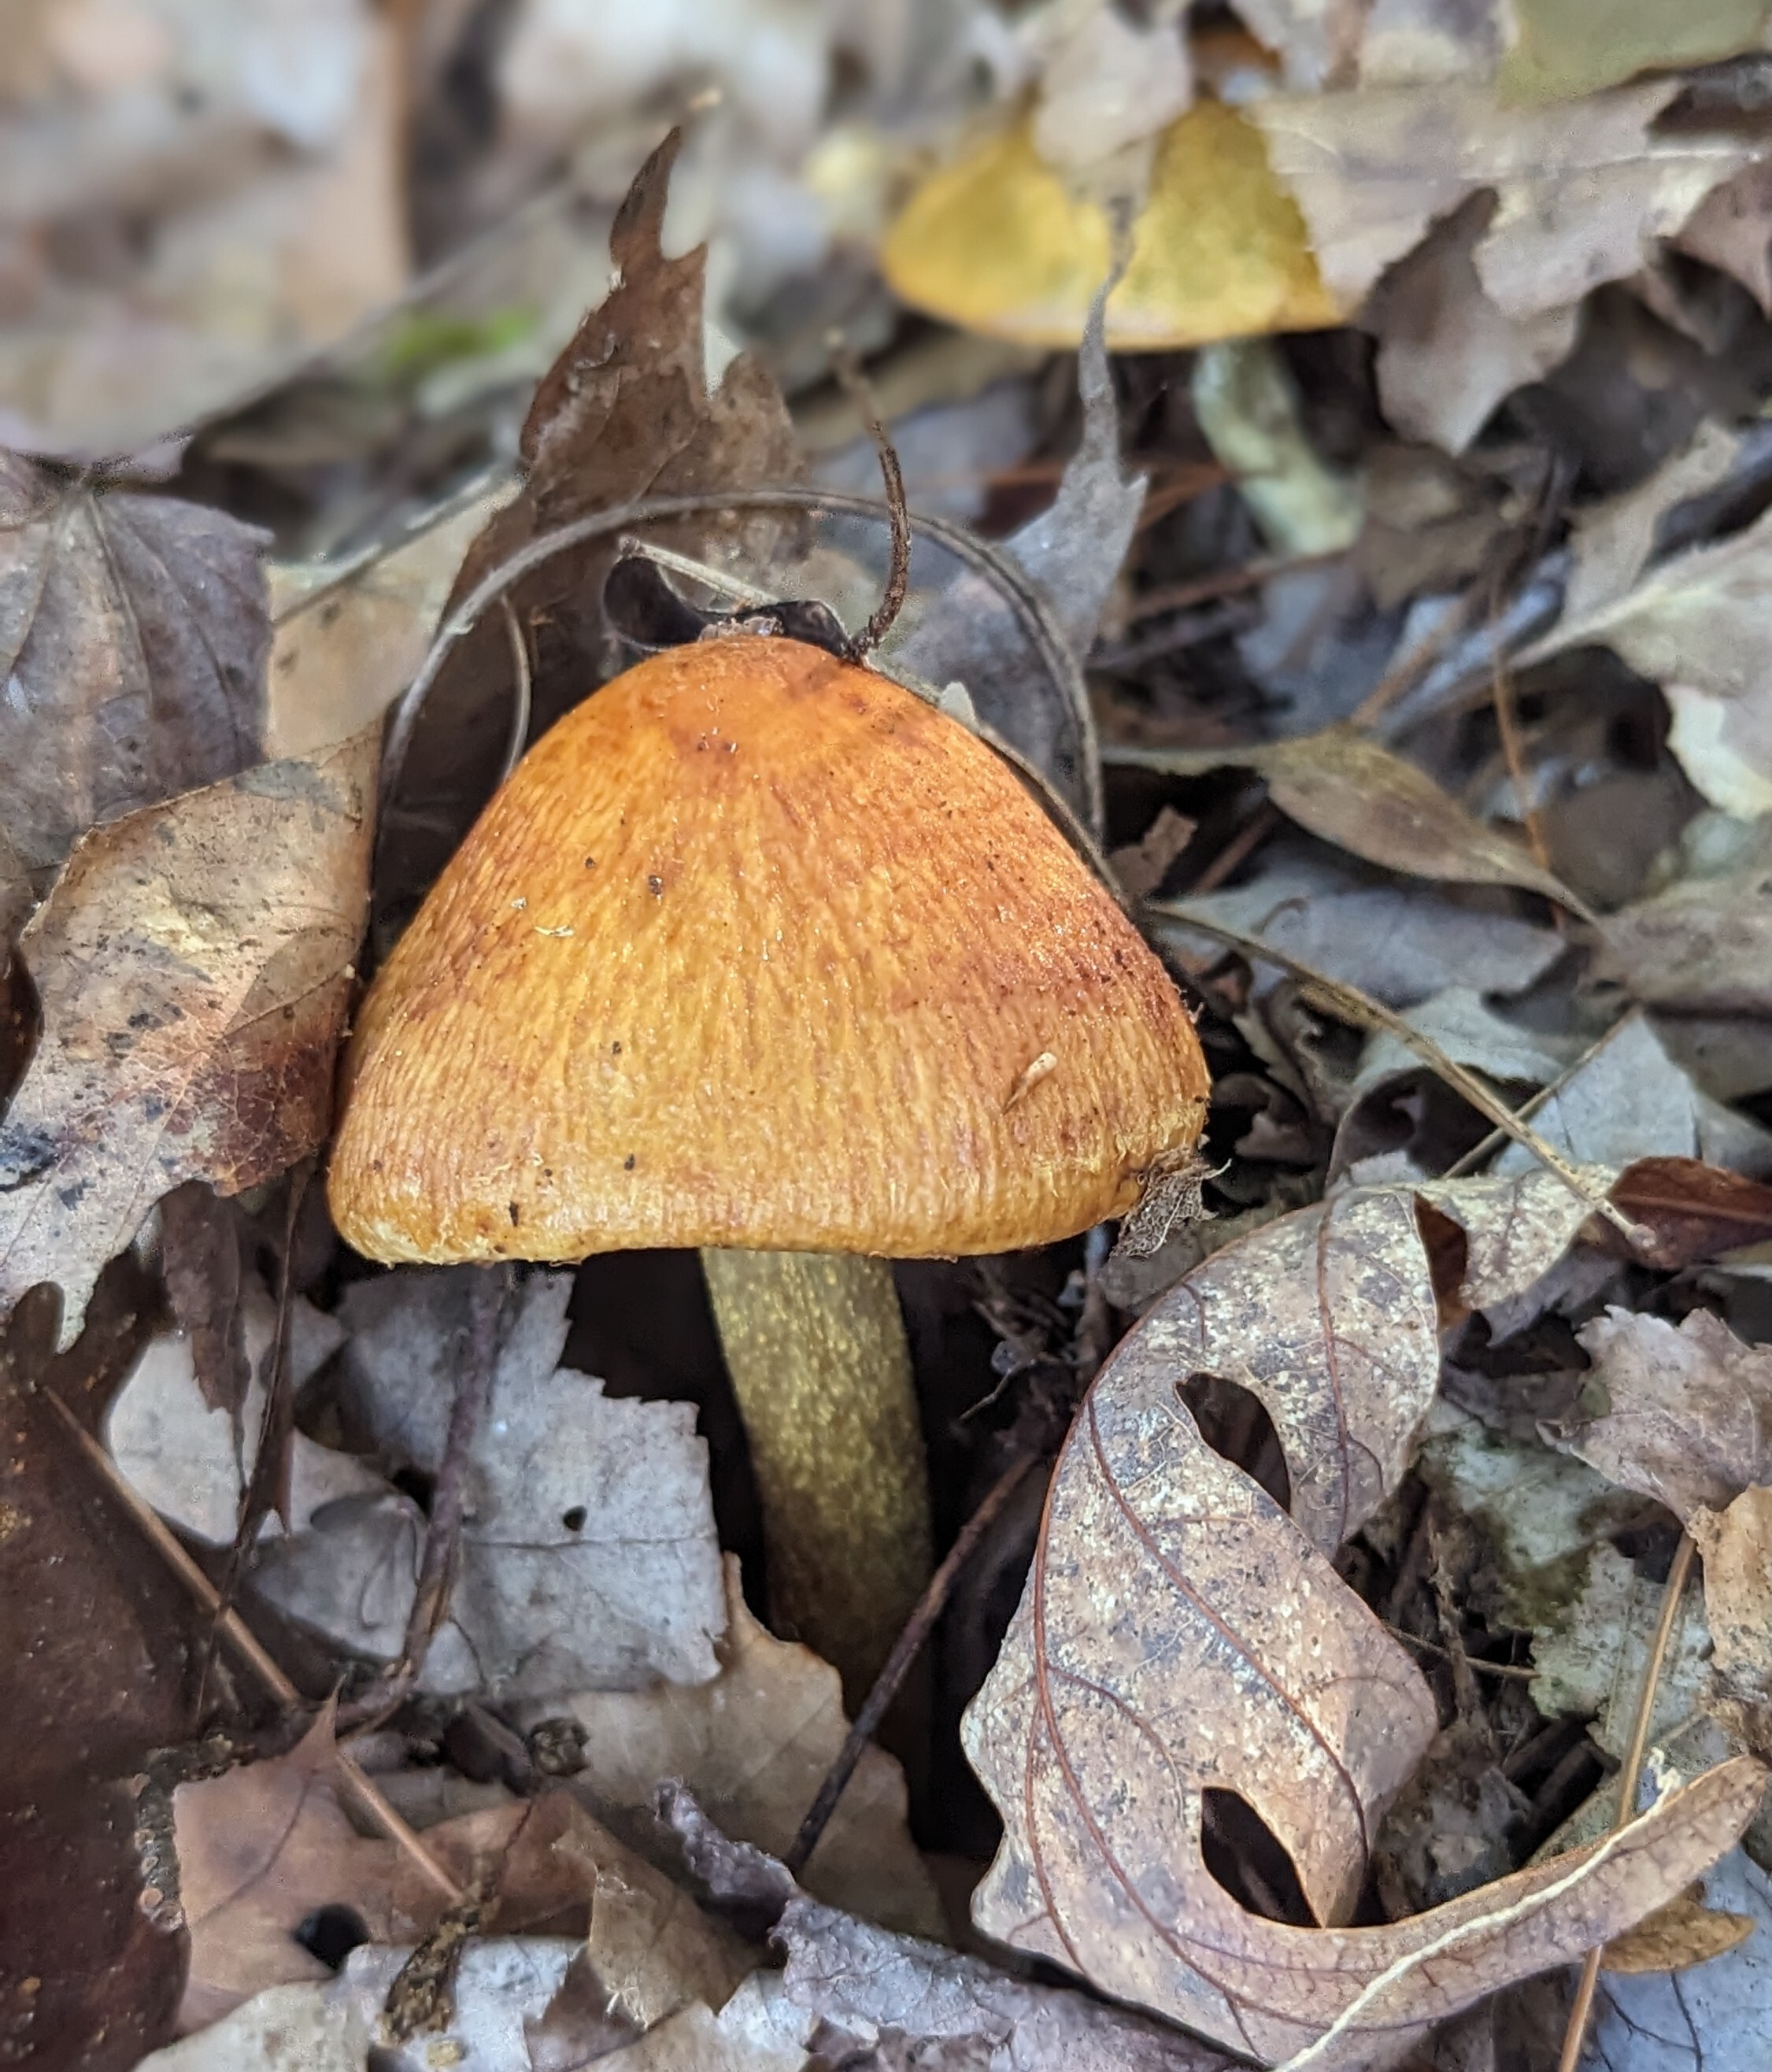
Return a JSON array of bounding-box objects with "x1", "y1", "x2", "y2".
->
[{"x1": 328, "y1": 635, "x2": 1208, "y2": 1264}]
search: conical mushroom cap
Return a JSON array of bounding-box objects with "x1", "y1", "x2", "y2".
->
[{"x1": 329, "y1": 636, "x2": 1208, "y2": 1263}]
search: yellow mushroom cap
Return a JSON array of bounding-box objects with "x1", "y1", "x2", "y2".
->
[
  {"x1": 328, "y1": 635, "x2": 1209, "y2": 1264},
  {"x1": 880, "y1": 102, "x2": 1340, "y2": 351}
]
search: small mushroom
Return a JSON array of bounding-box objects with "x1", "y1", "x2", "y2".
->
[
  {"x1": 881, "y1": 101, "x2": 1338, "y2": 350},
  {"x1": 328, "y1": 634, "x2": 1209, "y2": 1697}
]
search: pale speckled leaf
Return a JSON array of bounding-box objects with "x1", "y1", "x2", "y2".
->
[
  {"x1": 963, "y1": 1339, "x2": 1764, "y2": 2061},
  {"x1": 960, "y1": 1171, "x2": 1761, "y2": 2061},
  {"x1": 1126, "y1": 1171, "x2": 1603, "y2": 1558},
  {"x1": 0, "y1": 731, "x2": 375, "y2": 1349},
  {"x1": 251, "y1": 1270, "x2": 726, "y2": 1696}
]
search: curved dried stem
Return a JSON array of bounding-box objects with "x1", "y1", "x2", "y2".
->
[
  {"x1": 827, "y1": 338, "x2": 910, "y2": 660},
  {"x1": 378, "y1": 486, "x2": 1086, "y2": 820}
]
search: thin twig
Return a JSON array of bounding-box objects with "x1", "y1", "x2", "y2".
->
[
  {"x1": 1439, "y1": 1011, "x2": 1630, "y2": 1180},
  {"x1": 206, "y1": 1161, "x2": 311, "y2": 1697},
  {"x1": 828, "y1": 336, "x2": 910, "y2": 660},
  {"x1": 43, "y1": 1390, "x2": 461, "y2": 1901},
  {"x1": 1186, "y1": 798, "x2": 1281, "y2": 897},
  {"x1": 785, "y1": 1452, "x2": 1040, "y2": 1876},
  {"x1": 345, "y1": 1264, "x2": 510, "y2": 1730},
  {"x1": 1152, "y1": 907, "x2": 1643, "y2": 1241},
  {"x1": 1489, "y1": 639, "x2": 1553, "y2": 881},
  {"x1": 1556, "y1": 1534, "x2": 1696, "y2": 2072}
]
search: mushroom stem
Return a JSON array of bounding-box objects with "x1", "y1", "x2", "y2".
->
[{"x1": 701, "y1": 1248, "x2": 931, "y2": 1704}]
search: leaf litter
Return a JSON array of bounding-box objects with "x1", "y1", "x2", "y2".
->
[{"x1": 20, "y1": 16, "x2": 1772, "y2": 2072}]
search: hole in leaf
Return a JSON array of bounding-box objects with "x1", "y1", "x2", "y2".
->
[
  {"x1": 560, "y1": 1505, "x2": 587, "y2": 1532},
  {"x1": 1414, "y1": 1196, "x2": 1469, "y2": 1330},
  {"x1": 293, "y1": 1904, "x2": 369, "y2": 1971},
  {"x1": 1200, "y1": 1789, "x2": 1317, "y2": 1927},
  {"x1": 1177, "y1": 1373, "x2": 1290, "y2": 1512}
]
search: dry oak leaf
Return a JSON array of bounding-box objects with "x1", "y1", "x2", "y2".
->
[
  {"x1": 0, "y1": 731, "x2": 376, "y2": 1348},
  {"x1": 1108, "y1": 727, "x2": 1585, "y2": 912},
  {"x1": 1559, "y1": 1307, "x2": 1772, "y2": 1522},
  {"x1": 0, "y1": 453, "x2": 269, "y2": 900},
  {"x1": 526, "y1": 1556, "x2": 943, "y2": 1939}
]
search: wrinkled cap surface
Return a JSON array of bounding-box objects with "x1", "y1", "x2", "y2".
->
[{"x1": 329, "y1": 636, "x2": 1208, "y2": 1262}]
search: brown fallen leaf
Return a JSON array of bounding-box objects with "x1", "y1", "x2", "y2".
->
[
  {"x1": 1690, "y1": 1486, "x2": 1772, "y2": 1752},
  {"x1": 387, "y1": 128, "x2": 801, "y2": 914},
  {"x1": 1608, "y1": 1157, "x2": 1772, "y2": 1271},
  {"x1": 0, "y1": 454, "x2": 269, "y2": 925},
  {"x1": 553, "y1": 1818, "x2": 752, "y2": 2030},
  {"x1": 0, "y1": 730, "x2": 376, "y2": 1349},
  {"x1": 176, "y1": 1745, "x2": 654, "y2": 2037},
  {"x1": 1556, "y1": 1308, "x2": 1772, "y2": 1522},
  {"x1": 0, "y1": 1267, "x2": 209, "y2": 2071},
  {"x1": 1108, "y1": 727, "x2": 1586, "y2": 912},
  {"x1": 157, "y1": 1182, "x2": 250, "y2": 1424},
  {"x1": 527, "y1": 1556, "x2": 942, "y2": 1938},
  {"x1": 173, "y1": 1711, "x2": 406, "y2": 2035},
  {"x1": 1601, "y1": 1886, "x2": 1757, "y2": 1974}
]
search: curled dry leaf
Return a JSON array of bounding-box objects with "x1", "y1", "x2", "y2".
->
[
  {"x1": 1559, "y1": 1308, "x2": 1772, "y2": 1523},
  {"x1": 0, "y1": 731, "x2": 377, "y2": 1349},
  {"x1": 0, "y1": 454, "x2": 269, "y2": 915},
  {"x1": 1115, "y1": 1171, "x2": 1602, "y2": 1556},
  {"x1": 961, "y1": 1173, "x2": 1763, "y2": 2062},
  {"x1": 1110, "y1": 727, "x2": 1585, "y2": 911},
  {"x1": 524, "y1": 1556, "x2": 942, "y2": 1937}
]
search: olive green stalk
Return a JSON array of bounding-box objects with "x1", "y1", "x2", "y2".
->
[{"x1": 701, "y1": 1249, "x2": 931, "y2": 1706}]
